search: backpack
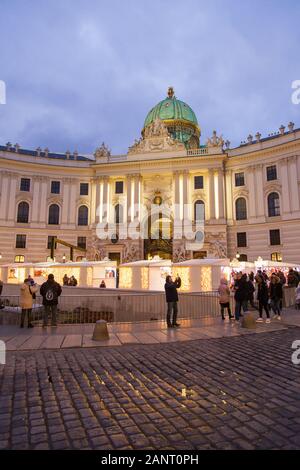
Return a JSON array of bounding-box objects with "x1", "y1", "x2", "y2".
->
[{"x1": 44, "y1": 284, "x2": 58, "y2": 303}]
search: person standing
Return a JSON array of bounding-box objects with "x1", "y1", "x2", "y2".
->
[
  {"x1": 218, "y1": 278, "x2": 233, "y2": 320},
  {"x1": 269, "y1": 275, "x2": 283, "y2": 320},
  {"x1": 233, "y1": 273, "x2": 249, "y2": 321},
  {"x1": 164, "y1": 274, "x2": 181, "y2": 328},
  {"x1": 255, "y1": 274, "x2": 270, "y2": 323},
  {"x1": 40, "y1": 274, "x2": 62, "y2": 327},
  {"x1": 295, "y1": 282, "x2": 300, "y2": 310},
  {"x1": 246, "y1": 274, "x2": 257, "y2": 310},
  {"x1": 20, "y1": 278, "x2": 38, "y2": 328}
]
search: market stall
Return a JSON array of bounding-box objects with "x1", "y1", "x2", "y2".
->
[
  {"x1": 172, "y1": 258, "x2": 232, "y2": 292},
  {"x1": 119, "y1": 257, "x2": 172, "y2": 290},
  {"x1": 0, "y1": 259, "x2": 117, "y2": 288}
]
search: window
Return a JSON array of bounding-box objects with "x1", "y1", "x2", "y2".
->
[
  {"x1": 270, "y1": 229, "x2": 281, "y2": 246},
  {"x1": 194, "y1": 200, "x2": 205, "y2": 221},
  {"x1": 235, "y1": 172, "x2": 245, "y2": 187},
  {"x1": 77, "y1": 236, "x2": 86, "y2": 249},
  {"x1": 47, "y1": 236, "x2": 57, "y2": 250},
  {"x1": 48, "y1": 204, "x2": 60, "y2": 225},
  {"x1": 235, "y1": 197, "x2": 247, "y2": 220},
  {"x1": 80, "y1": 183, "x2": 89, "y2": 195},
  {"x1": 237, "y1": 232, "x2": 247, "y2": 248},
  {"x1": 78, "y1": 205, "x2": 88, "y2": 226},
  {"x1": 239, "y1": 254, "x2": 248, "y2": 262},
  {"x1": 194, "y1": 176, "x2": 204, "y2": 190},
  {"x1": 16, "y1": 234, "x2": 26, "y2": 249},
  {"x1": 266, "y1": 165, "x2": 277, "y2": 181},
  {"x1": 114, "y1": 204, "x2": 123, "y2": 224},
  {"x1": 268, "y1": 192, "x2": 280, "y2": 217},
  {"x1": 17, "y1": 201, "x2": 29, "y2": 223},
  {"x1": 14, "y1": 255, "x2": 25, "y2": 263},
  {"x1": 20, "y1": 178, "x2": 30, "y2": 192},
  {"x1": 271, "y1": 252, "x2": 282, "y2": 262},
  {"x1": 51, "y1": 181, "x2": 60, "y2": 194},
  {"x1": 115, "y1": 181, "x2": 124, "y2": 194}
]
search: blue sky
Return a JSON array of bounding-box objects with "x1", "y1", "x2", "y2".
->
[{"x1": 0, "y1": 0, "x2": 300, "y2": 154}]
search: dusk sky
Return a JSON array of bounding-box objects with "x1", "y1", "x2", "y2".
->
[{"x1": 1, "y1": 0, "x2": 300, "y2": 155}]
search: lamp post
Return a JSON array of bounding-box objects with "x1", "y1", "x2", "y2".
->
[
  {"x1": 236, "y1": 251, "x2": 240, "y2": 260},
  {"x1": 62, "y1": 253, "x2": 66, "y2": 263}
]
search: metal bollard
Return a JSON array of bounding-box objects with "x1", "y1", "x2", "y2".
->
[{"x1": 92, "y1": 320, "x2": 110, "y2": 341}]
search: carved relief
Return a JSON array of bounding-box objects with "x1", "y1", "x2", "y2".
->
[{"x1": 128, "y1": 118, "x2": 185, "y2": 155}]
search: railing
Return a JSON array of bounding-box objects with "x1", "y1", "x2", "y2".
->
[
  {"x1": 0, "y1": 292, "x2": 222, "y2": 325},
  {"x1": 186, "y1": 148, "x2": 209, "y2": 156}
]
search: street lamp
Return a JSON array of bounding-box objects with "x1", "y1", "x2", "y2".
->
[
  {"x1": 0, "y1": 253, "x2": 2, "y2": 260},
  {"x1": 62, "y1": 253, "x2": 66, "y2": 263},
  {"x1": 236, "y1": 252, "x2": 240, "y2": 260}
]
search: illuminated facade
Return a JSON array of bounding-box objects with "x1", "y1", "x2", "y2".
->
[{"x1": 1, "y1": 88, "x2": 300, "y2": 265}]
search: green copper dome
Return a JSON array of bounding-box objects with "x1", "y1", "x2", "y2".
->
[{"x1": 143, "y1": 88, "x2": 200, "y2": 149}]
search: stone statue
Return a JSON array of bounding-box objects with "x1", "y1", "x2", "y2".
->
[
  {"x1": 123, "y1": 243, "x2": 139, "y2": 263},
  {"x1": 94, "y1": 142, "x2": 111, "y2": 161},
  {"x1": 206, "y1": 130, "x2": 224, "y2": 148},
  {"x1": 173, "y1": 243, "x2": 187, "y2": 262}
]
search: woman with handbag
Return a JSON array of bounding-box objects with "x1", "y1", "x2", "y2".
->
[{"x1": 19, "y1": 278, "x2": 38, "y2": 328}]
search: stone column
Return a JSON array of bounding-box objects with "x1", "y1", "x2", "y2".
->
[
  {"x1": 90, "y1": 177, "x2": 98, "y2": 225},
  {"x1": 288, "y1": 156, "x2": 300, "y2": 212},
  {"x1": 133, "y1": 173, "x2": 141, "y2": 221},
  {"x1": 0, "y1": 172, "x2": 12, "y2": 221},
  {"x1": 126, "y1": 174, "x2": 132, "y2": 222},
  {"x1": 31, "y1": 176, "x2": 41, "y2": 224},
  {"x1": 7, "y1": 174, "x2": 18, "y2": 223},
  {"x1": 209, "y1": 169, "x2": 215, "y2": 220},
  {"x1": 279, "y1": 158, "x2": 291, "y2": 215},
  {"x1": 225, "y1": 169, "x2": 233, "y2": 221},
  {"x1": 68, "y1": 178, "x2": 77, "y2": 225},
  {"x1": 247, "y1": 166, "x2": 256, "y2": 219},
  {"x1": 102, "y1": 176, "x2": 109, "y2": 223},
  {"x1": 61, "y1": 178, "x2": 71, "y2": 225},
  {"x1": 217, "y1": 169, "x2": 225, "y2": 220},
  {"x1": 254, "y1": 164, "x2": 265, "y2": 218},
  {"x1": 39, "y1": 177, "x2": 48, "y2": 224},
  {"x1": 173, "y1": 171, "x2": 181, "y2": 238}
]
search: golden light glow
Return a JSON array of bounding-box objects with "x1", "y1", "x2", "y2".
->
[
  {"x1": 131, "y1": 179, "x2": 134, "y2": 222},
  {"x1": 49, "y1": 267, "x2": 81, "y2": 285},
  {"x1": 141, "y1": 267, "x2": 149, "y2": 289},
  {"x1": 119, "y1": 267, "x2": 133, "y2": 289},
  {"x1": 174, "y1": 267, "x2": 190, "y2": 291},
  {"x1": 200, "y1": 266, "x2": 212, "y2": 291},
  {"x1": 87, "y1": 267, "x2": 93, "y2": 286}
]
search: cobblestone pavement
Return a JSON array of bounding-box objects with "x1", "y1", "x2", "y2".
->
[{"x1": 1, "y1": 326, "x2": 300, "y2": 450}]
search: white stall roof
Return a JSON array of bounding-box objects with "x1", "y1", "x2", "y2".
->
[
  {"x1": 172, "y1": 258, "x2": 231, "y2": 267},
  {"x1": 254, "y1": 259, "x2": 299, "y2": 269},
  {"x1": 120, "y1": 258, "x2": 172, "y2": 268},
  {"x1": 0, "y1": 260, "x2": 117, "y2": 268}
]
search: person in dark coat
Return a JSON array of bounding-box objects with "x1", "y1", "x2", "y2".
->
[
  {"x1": 233, "y1": 273, "x2": 249, "y2": 321},
  {"x1": 255, "y1": 274, "x2": 270, "y2": 323},
  {"x1": 164, "y1": 275, "x2": 181, "y2": 328},
  {"x1": 40, "y1": 274, "x2": 62, "y2": 327},
  {"x1": 269, "y1": 275, "x2": 283, "y2": 319}
]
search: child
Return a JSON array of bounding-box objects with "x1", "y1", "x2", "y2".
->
[
  {"x1": 218, "y1": 278, "x2": 233, "y2": 320},
  {"x1": 296, "y1": 282, "x2": 300, "y2": 310}
]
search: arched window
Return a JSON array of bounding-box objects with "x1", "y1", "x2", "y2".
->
[
  {"x1": 17, "y1": 201, "x2": 29, "y2": 223},
  {"x1": 235, "y1": 197, "x2": 247, "y2": 220},
  {"x1": 48, "y1": 204, "x2": 60, "y2": 225},
  {"x1": 194, "y1": 200, "x2": 205, "y2": 221},
  {"x1": 268, "y1": 192, "x2": 280, "y2": 217},
  {"x1": 78, "y1": 205, "x2": 88, "y2": 226},
  {"x1": 114, "y1": 204, "x2": 123, "y2": 224}
]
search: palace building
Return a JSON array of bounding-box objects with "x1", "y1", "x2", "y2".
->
[{"x1": 1, "y1": 87, "x2": 300, "y2": 265}]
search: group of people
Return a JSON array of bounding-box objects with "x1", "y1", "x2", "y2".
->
[
  {"x1": 63, "y1": 274, "x2": 78, "y2": 286},
  {"x1": 20, "y1": 274, "x2": 62, "y2": 328},
  {"x1": 218, "y1": 269, "x2": 300, "y2": 323}
]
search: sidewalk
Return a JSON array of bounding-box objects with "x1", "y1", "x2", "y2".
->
[{"x1": 1, "y1": 308, "x2": 299, "y2": 351}]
